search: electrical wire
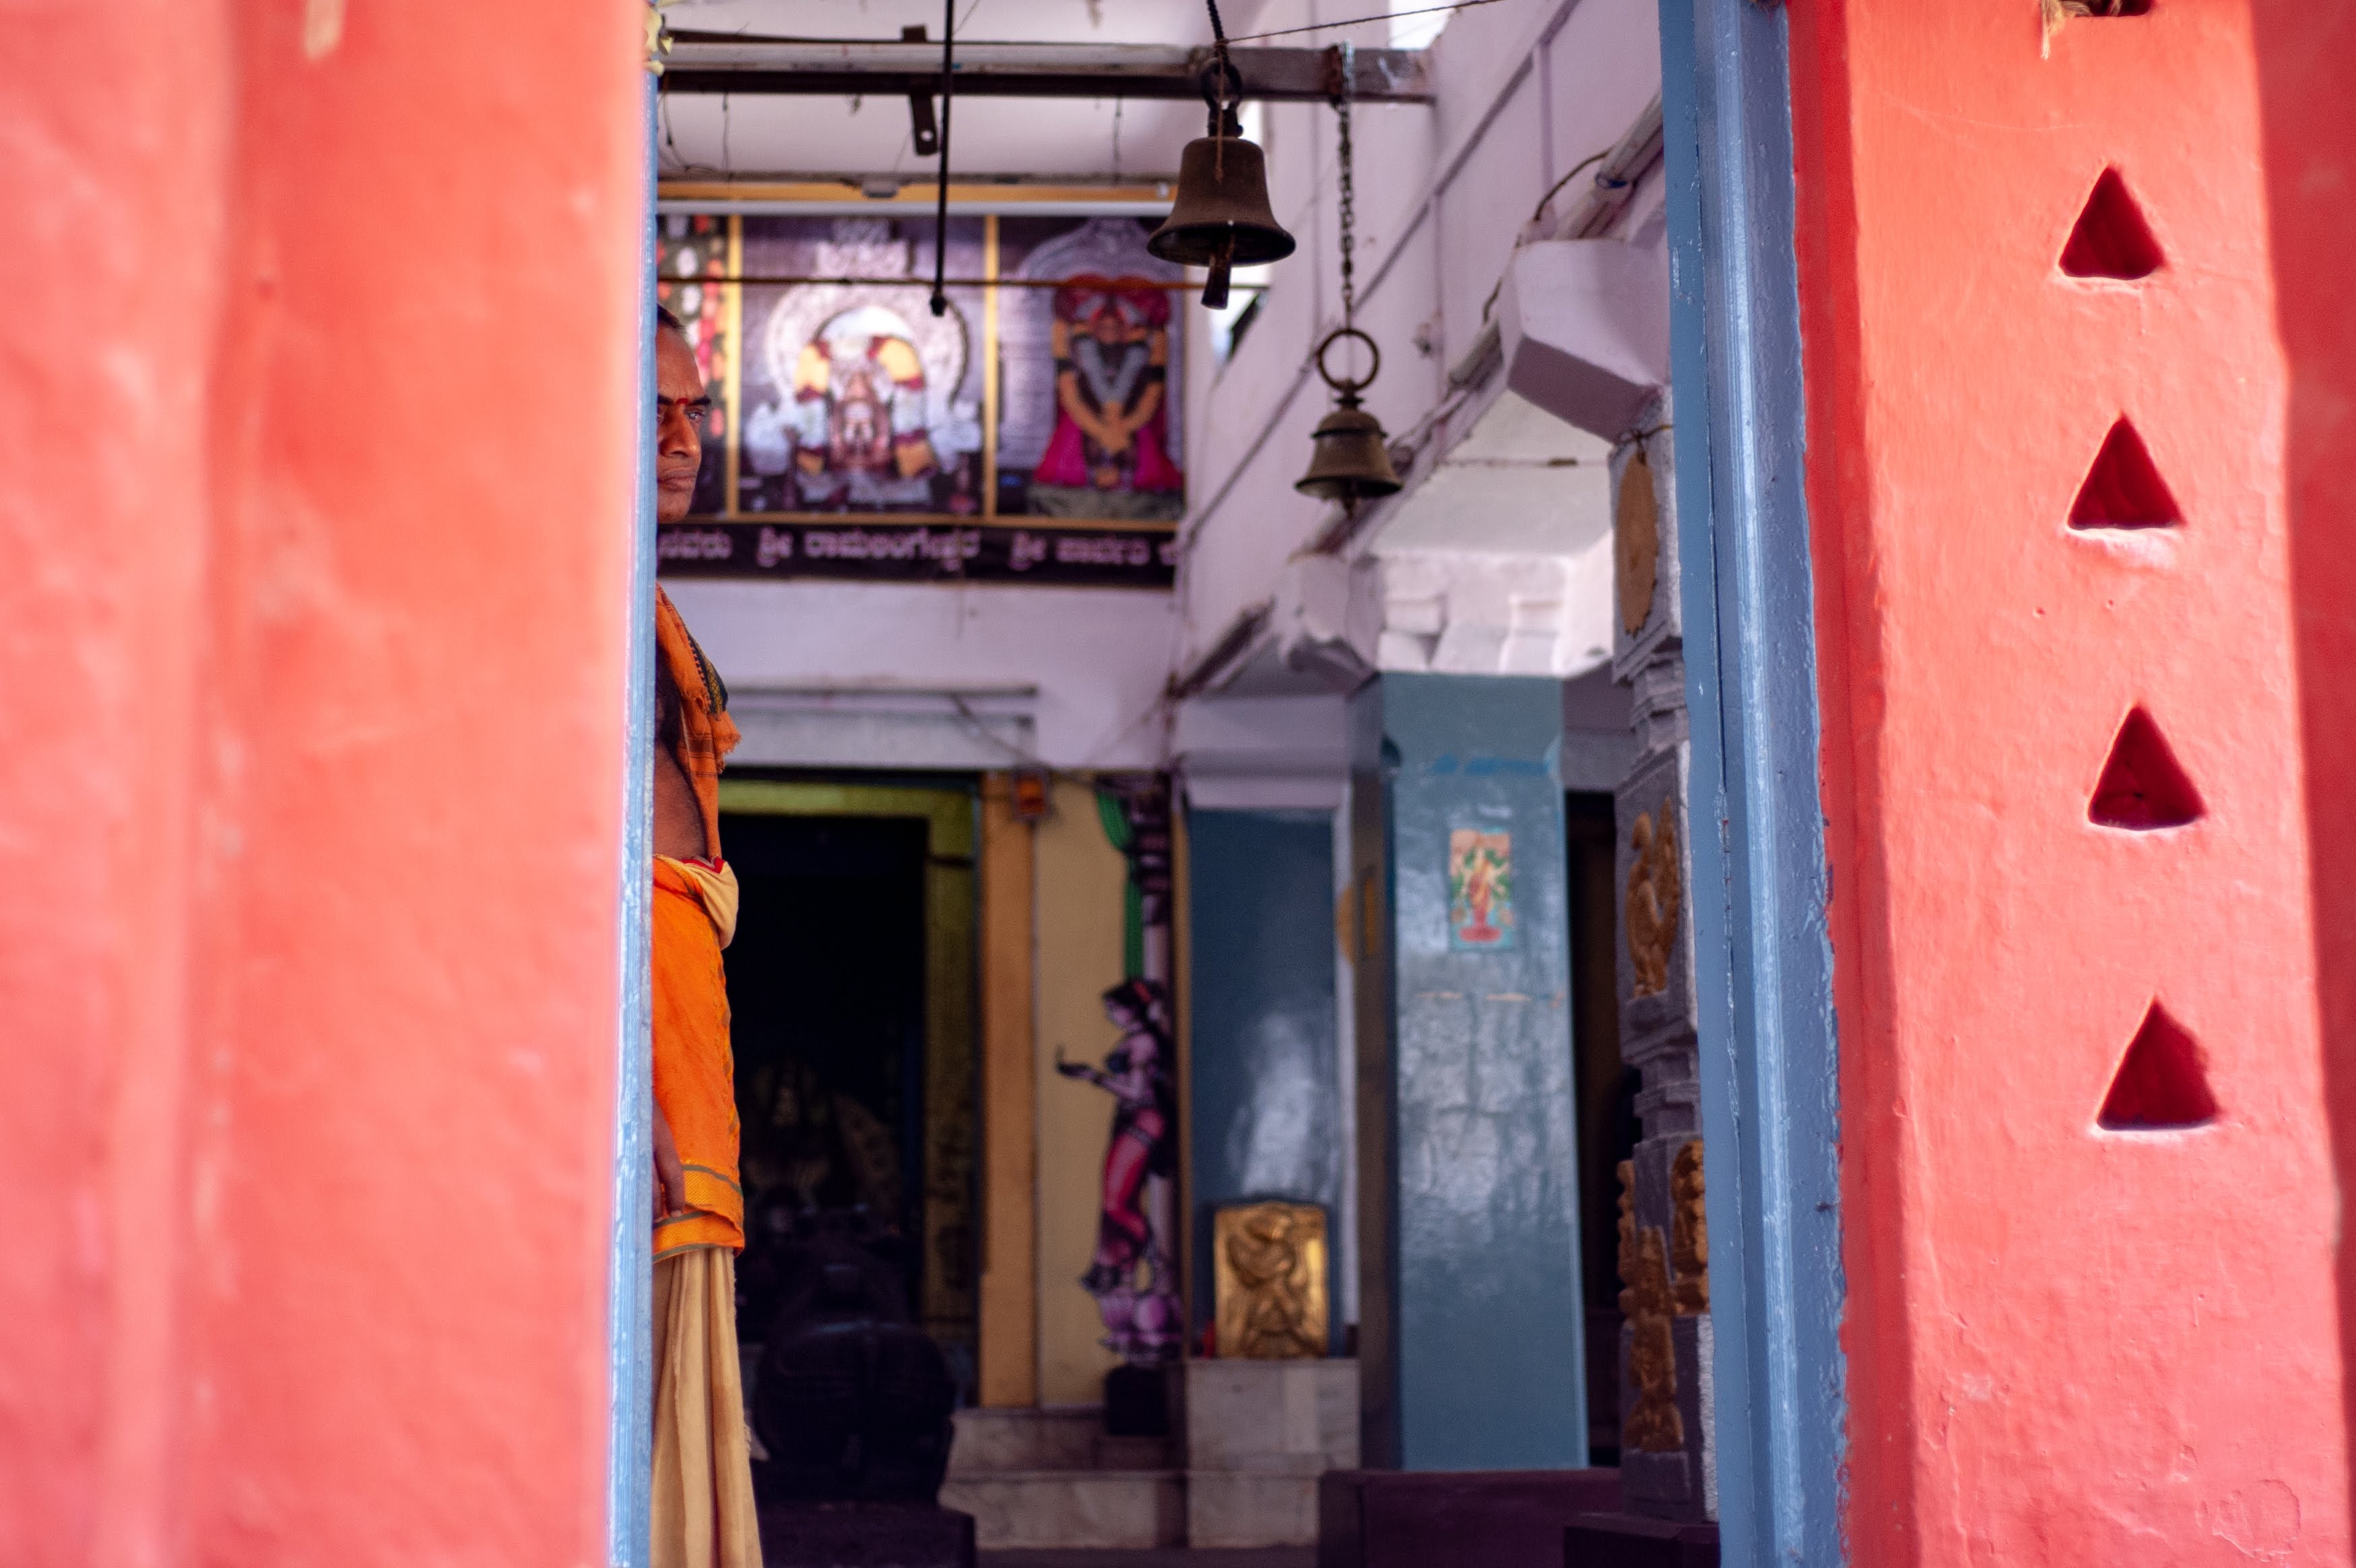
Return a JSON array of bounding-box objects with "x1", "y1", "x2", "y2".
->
[
  {"x1": 1476, "y1": 144, "x2": 1631, "y2": 319},
  {"x1": 658, "y1": 91, "x2": 709, "y2": 174},
  {"x1": 1529, "y1": 150, "x2": 1608, "y2": 227},
  {"x1": 1225, "y1": 0, "x2": 1510, "y2": 44},
  {"x1": 948, "y1": 695, "x2": 1165, "y2": 799}
]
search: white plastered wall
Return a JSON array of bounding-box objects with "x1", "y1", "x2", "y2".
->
[{"x1": 663, "y1": 579, "x2": 1175, "y2": 771}]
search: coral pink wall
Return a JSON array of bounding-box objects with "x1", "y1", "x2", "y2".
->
[
  {"x1": 0, "y1": 3, "x2": 645, "y2": 1563},
  {"x1": 1789, "y1": 0, "x2": 2352, "y2": 1561}
]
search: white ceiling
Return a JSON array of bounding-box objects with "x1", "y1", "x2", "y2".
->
[{"x1": 655, "y1": 0, "x2": 1418, "y2": 184}]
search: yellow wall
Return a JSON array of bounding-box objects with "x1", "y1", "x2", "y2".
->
[
  {"x1": 1033, "y1": 778, "x2": 1131, "y2": 1406},
  {"x1": 977, "y1": 776, "x2": 1038, "y2": 1408}
]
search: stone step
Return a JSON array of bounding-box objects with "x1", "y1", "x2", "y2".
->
[
  {"x1": 948, "y1": 1407, "x2": 1097, "y2": 1474},
  {"x1": 948, "y1": 1406, "x2": 1175, "y2": 1474},
  {"x1": 1094, "y1": 1433, "x2": 1178, "y2": 1470},
  {"x1": 938, "y1": 1468, "x2": 1185, "y2": 1550}
]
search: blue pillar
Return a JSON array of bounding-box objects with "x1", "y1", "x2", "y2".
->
[
  {"x1": 1184, "y1": 809, "x2": 1345, "y2": 1352},
  {"x1": 1347, "y1": 674, "x2": 1588, "y2": 1472},
  {"x1": 1658, "y1": 0, "x2": 1846, "y2": 1556},
  {"x1": 606, "y1": 73, "x2": 658, "y2": 1568}
]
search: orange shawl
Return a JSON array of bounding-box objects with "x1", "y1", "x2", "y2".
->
[
  {"x1": 655, "y1": 585, "x2": 739, "y2": 857},
  {"x1": 651, "y1": 588, "x2": 744, "y2": 1255}
]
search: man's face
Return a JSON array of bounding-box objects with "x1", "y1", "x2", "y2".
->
[{"x1": 655, "y1": 327, "x2": 709, "y2": 525}]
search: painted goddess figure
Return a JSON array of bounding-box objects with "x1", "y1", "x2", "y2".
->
[{"x1": 1057, "y1": 978, "x2": 1183, "y2": 1362}]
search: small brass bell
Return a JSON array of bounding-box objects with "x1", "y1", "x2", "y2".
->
[
  {"x1": 1297, "y1": 327, "x2": 1401, "y2": 511},
  {"x1": 1148, "y1": 61, "x2": 1295, "y2": 308}
]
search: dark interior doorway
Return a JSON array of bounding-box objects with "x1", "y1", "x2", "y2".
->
[
  {"x1": 722, "y1": 812, "x2": 931, "y2": 1361},
  {"x1": 1567, "y1": 790, "x2": 1641, "y2": 1466}
]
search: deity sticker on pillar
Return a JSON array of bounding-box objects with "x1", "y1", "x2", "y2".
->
[{"x1": 1447, "y1": 828, "x2": 1515, "y2": 952}]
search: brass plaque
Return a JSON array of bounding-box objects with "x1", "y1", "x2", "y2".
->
[{"x1": 1213, "y1": 1201, "x2": 1330, "y2": 1360}]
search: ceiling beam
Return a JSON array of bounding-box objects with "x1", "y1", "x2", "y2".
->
[{"x1": 657, "y1": 37, "x2": 1433, "y2": 103}]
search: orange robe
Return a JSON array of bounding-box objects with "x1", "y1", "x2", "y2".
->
[
  {"x1": 652, "y1": 857, "x2": 743, "y2": 1257},
  {"x1": 647, "y1": 587, "x2": 762, "y2": 1567},
  {"x1": 651, "y1": 585, "x2": 746, "y2": 1257}
]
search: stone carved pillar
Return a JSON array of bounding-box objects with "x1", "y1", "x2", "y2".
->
[{"x1": 1608, "y1": 393, "x2": 1716, "y2": 1522}]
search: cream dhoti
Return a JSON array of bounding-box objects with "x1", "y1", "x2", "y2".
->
[{"x1": 650, "y1": 853, "x2": 760, "y2": 1568}]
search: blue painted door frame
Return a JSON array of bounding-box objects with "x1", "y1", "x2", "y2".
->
[
  {"x1": 606, "y1": 75, "x2": 660, "y2": 1568},
  {"x1": 1656, "y1": 0, "x2": 1847, "y2": 1562}
]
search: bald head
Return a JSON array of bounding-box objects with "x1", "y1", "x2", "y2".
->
[{"x1": 653, "y1": 309, "x2": 707, "y2": 523}]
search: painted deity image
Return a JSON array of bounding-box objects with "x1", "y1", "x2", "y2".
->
[
  {"x1": 781, "y1": 303, "x2": 954, "y2": 510},
  {"x1": 995, "y1": 215, "x2": 1188, "y2": 523},
  {"x1": 1026, "y1": 275, "x2": 1183, "y2": 521},
  {"x1": 1057, "y1": 977, "x2": 1183, "y2": 1364},
  {"x1": 735, "y1": 218, "x2": 986, "y2": 516},
  {"x1": 653, "y1": 210, "x2": 735, "y2": 519},
  {"x1": 653, "y1": 211, "x2": 1189, "y2": 554},
  {"x1": 1449, "y1": 828, "x2": 1517, "y2": 951}
]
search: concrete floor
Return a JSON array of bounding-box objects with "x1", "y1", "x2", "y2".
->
[{"x1": 975, "y1": 1544, "x2": 1309, "y2": 1554}]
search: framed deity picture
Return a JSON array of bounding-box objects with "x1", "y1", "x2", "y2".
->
[
  {"x1": 1447, "y1": 828, "x2": 1515, "y2": 952},
  {"x1": 650, "y1": 200, "x2": 1186, "y2": 590}
]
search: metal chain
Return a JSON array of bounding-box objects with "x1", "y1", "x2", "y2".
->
[
  {"x1": 1334, "y1": 41, "x2": 1356, "y2": 327},
  {"x1": 1204, "y1": 0, "x2": 1231, "y2": 168},
  {"x1": 1206, "y1": 0, "x2": 1233, "y2": 108}
]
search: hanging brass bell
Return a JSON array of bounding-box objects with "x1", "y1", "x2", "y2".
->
[
  {"x1": 1296, "y1": 327, "x2": 1401, "y2": 511},
  {"x1": 1148, "y1": 63, "x2": 1295, "y2": 307},
  {"x1": 1297, "y1": 397, "x2": 1402, "y2": 507}
]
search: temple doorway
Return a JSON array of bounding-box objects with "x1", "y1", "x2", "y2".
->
[
  {"x1": 1567, "y1": 789, "x2": 1640, "y2": 1466},
  {"x1": 718, "y1": 779, "x2": 981, "y2": 1402}
]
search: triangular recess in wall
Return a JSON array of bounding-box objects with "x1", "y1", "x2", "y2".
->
[
  {"x1": 2070, "y1": 419, "x2": 2181, "y2": 530},
  {"x1": 2089, "y1": 708, "x2": 2204, "y2": 830},
  {"x1": 2061, "y1": 168, "x2": 2164, "y2": 280},
  {"x1": 2099, "y1": 1002, "x2": 2218, "y2": 1130}
]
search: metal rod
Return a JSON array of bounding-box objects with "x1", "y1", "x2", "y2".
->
[
  {"x1": 655, "y1": 274, "x2": 1265, "y2": 292},
  {"x1": 657, "y1": 40, "x2": 1431, "y2": 102},
  {"x1": 929, "y1": 0, "x2": 954, "y2": 317}
]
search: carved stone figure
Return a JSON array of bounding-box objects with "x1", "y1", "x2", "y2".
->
[
  {"x1": 1671, "y1": 1140, "x2": 1709, "y2": 1316},
  {"x1": 1616, "y1": 448, "x2": 1660, "y2": 636},
  {"x1": 1618, "y1": 1160, "x2": 1684, "y2": 1454},
  {"x1": 1627, "y1": 799, "x2": 1682, "y2": 998}
]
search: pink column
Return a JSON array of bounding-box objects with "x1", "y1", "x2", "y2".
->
[
  {"x1": 0, "y1": 3, "x2": 646, "y2": 1562},
  {"x1": 2258, "y1": 0, "x2": 2356, "y2": 1519},
  {"x1": 1790, "y1": 0, "x2": 2351, "y2": 1559}
]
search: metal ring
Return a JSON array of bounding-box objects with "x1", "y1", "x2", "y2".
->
[
  {"x1": 1198, "y1": 57, "x2": 1245, "y2": 114},
  {"x1": 1314, "y1": 325, "x2": 1381, "y2": 397}
]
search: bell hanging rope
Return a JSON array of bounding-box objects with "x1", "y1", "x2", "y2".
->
[
  {"x1": 927, "y1": 0, "x2": 954, "y2": 317},
  {"x1": 1295, "y1": 48, "x2": 1399, "y2": 514},
  {"x1": 1146, "y1": 4, "x2": 1295, "y2": 308}
]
